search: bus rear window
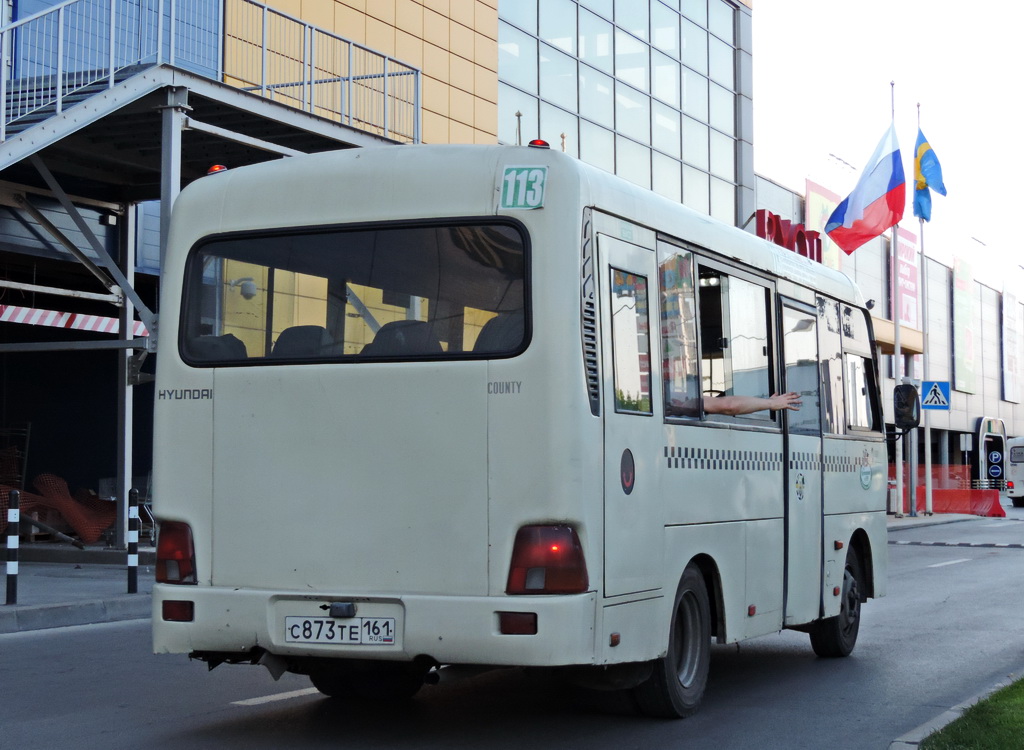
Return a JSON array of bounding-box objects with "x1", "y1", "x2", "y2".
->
[{"x1": 180, "y1": 221, "x2": 527, "y2": 364}]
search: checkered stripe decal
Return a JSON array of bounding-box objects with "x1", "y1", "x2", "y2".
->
[
  {"x1": 789, "y1": 452, "x2": 821, "y2": 471},
  {"x1": 822, "y1": 455, "x2": 862, "y2": 473},
  {"x1": 664, "y1": 447, "x2": 784, "y2": 471},
  {"x1": 664, "y1": 447, "x2": 863, "y2": 473}
]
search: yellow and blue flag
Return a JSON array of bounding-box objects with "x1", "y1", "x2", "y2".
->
[{"x1": 913, "y1": 129, "x2": 946, "y2": 221}]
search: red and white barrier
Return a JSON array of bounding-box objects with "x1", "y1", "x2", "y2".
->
[{"x1": 0, "y1": 304, "x2": 148, "y2": 337}]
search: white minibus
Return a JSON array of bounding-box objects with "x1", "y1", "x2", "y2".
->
[{"x1": 152, "y1": 143, "x2": 908, "y2": 717}]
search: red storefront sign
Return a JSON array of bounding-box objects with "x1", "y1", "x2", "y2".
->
[{"x1": 754, "y1": 208, "x2": 822, "y2": 264}]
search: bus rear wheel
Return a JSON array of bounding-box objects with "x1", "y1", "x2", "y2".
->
[
  {"x1": 309, "y1": 659, "x2": 426, "y2": 701},
  {"x1": 809, "y1": 547, "x2": 863, "y2": 658},
  {"x1": 632, "y1": 564, "x2": 711, "y2": 718}
]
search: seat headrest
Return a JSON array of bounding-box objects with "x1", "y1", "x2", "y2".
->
[
  {"x1": 362, "y1": 320, "x2": 442, "y2": 356},
  {"x1": 271, "y1": 326, "x2": 333, "y2": 358}
]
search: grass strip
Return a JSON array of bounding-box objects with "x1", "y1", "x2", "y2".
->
[{"x1": 920, "y1": 677, "x2": 1024, "y2": 749}]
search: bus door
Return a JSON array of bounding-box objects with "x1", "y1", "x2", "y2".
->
[
  {"x1": 780, "y1": 301, "x2": 824, "y2": 625},
  {"x1": 598, "y1": 234, "x2": 664, "y2": 597}
]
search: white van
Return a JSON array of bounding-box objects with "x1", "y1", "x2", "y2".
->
[{"x1": 152, "y1": 144, "x2": 902, "y2": 717}]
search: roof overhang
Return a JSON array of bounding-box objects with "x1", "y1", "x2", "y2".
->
[{"x1": 0, "y1": 65, "x2": 395, "y2": 204}]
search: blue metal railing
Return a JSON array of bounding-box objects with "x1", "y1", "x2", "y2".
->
[{"x1": 1, "y1": 0, "x2": 420, "y2": 144}]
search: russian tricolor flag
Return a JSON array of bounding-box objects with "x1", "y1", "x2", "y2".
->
[{"x1": 825, "y1": 124, "x2": 906, "y2": 255}]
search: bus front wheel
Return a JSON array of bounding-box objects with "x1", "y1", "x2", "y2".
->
[
  {"x1": 809, "y1": 547, "x2": 863, "y2": 658},
  {"x1": 632, "y1": 564, "x2": 711, "y2": 718}
]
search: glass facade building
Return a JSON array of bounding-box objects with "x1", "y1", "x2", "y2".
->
[{"x1": 497, "y1": 0, "x2": 753, "y2": 226}]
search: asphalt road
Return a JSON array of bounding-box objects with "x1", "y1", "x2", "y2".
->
[{"x1": 3, "y1": 511, "x2": 1023, "y2": 750}]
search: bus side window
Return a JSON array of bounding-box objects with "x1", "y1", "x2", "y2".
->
[
  {"x1": 844, "y1": 355, "x2": 876, "y2": 430},
  {"x1": 609, "y1": 268, "x2": 652, "y2": 415},
  {"x1": 659, "y1": 244, "x2": 700, "y2": 419},
  {"x1": 817, "y1": 297, "x2": 845, "y2": 433},
  {"x1": 697, "y1": 266, "x2": 772, "y2": 420},
  {"x1": 841, "y1": 306, "x2": 881, "y2": 433}
]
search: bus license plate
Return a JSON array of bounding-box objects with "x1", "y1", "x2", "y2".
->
[{"x1": 285, "y1": 616, "x2": 396, "y2": 645}]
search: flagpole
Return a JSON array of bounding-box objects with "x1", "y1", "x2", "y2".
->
[
  {"x1": 918, "y1": 103, "x2": 934, "y2": 515},
  {"x1": 891, "y1": 82, "x2": 907, "y2": 516}
]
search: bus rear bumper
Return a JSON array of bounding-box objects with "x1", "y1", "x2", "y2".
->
[{"x1": 152, "y1": 585, "x2": 599, "y2": 667}]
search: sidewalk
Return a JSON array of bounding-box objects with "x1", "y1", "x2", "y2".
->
[
  {"x1": 0, "y1": 544, "x2": 154, "y2": 634},
  {"x1": 1, "y1": 511, "x2": 985, "y2": 636}
]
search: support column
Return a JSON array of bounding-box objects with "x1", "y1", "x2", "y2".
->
[
  {"x1": 115, "y1": 204, "x2": 137, "y2": 549},
  {"x1": 160, "y1": 87, "x2": 189, "y2": 270}
]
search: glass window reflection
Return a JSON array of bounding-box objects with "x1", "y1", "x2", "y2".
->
[
  {"x1": 708, "y1": 35, "x2": 734, "y2": 88},
  {"x1": 616, "y1": 136, "x2": 651, "y2": 189},
  {"x1": 651, "y1": 2, "x2": 680, "y2": 57},
  {"x1": 615, "y1": 29, "x2": 649, "y2": 89},
  {"x1": 580, "y1": 120, "x2": 615, "y2": 172},
  {"x1": 680, "y1": 18, "x2": 707, "y2": 74},
  {"x1": 615, "y1": 0, "x2": 649, "y2": 41},
  {"x1": 653, "y1": 101, "x2": 681, "y2": 158},
  {"x1": 539, "y1": 0, "x2": 576, "y2": 55},
  {"x1": 540, "y1": 43, "x2": 578, "y2": 111},
  {"x1": 499, "y1": 22, "x2": 538, "y2": 94},
  {"x1": 579, "y1": 9, "x2": 614, "y2": 73},
  {"x1": 652, "y1": 51, "x2": 680, "y2": 108},
  {"x1": 615, "y1": 82, "x2": 650, "y2": 142},
  {"x1": 653, "y1": 153, "x2": 682, "y2": 201},
  {"x1": 580, "y1": 65, "x2": 615, "y2": 127}
]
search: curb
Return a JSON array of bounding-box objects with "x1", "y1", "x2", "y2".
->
[
  {"x1": 886, "y1": 514, "x2": 980, "y2": 532},
  {"x1": 16, "y1": 546, "x2": 156, "y2": 566},
  {"x1": 888, "y1": 674, "x2": 1018, "y2": 748},
  {"x1": 0, "y1": 594, "x2": 151, "y2": 634}
]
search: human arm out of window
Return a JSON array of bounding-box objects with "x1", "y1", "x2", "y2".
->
[{"x1": 703, "y1": 391, "x2": 802, "y2": 416}]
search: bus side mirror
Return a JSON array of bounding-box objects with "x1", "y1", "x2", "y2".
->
[{"x1": 893, "y1": 383, "x2": 920, "y2": 431}]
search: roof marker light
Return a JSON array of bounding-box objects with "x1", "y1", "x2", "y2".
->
[
  {"x1": 207, "y1": 164, "x2": 228, "y2": 175},
  {"x1": 527, "y1": 139, "x2": 550, "y2": 149}
]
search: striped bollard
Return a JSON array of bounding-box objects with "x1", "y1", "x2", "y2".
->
[
  {"x1": 6, "y1": 490, "x2": 19, "y2": 605},
  {"x1": 127, "y1": 489, "x2": 139, "y2": 594}
]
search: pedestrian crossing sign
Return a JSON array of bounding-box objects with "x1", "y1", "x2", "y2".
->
[{"x1": 921, "y1": 380, "x2": 951, "y2": 410}]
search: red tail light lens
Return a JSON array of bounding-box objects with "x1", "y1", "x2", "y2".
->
[
  {"x1": 506, "y1": 525, "x2": 588, "y2": 594},
  {"x1": 156, "y1": 521, "x2": 197, "y2": 584},
  {"x1": 1008, "y1": 481, "x2": 1015, "y2": 491},
  {"x1": 162, "y1": 600, "x2": 195, "y2": 622}
]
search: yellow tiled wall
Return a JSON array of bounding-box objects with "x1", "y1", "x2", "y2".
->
[{"x1": 262, "y1": 0, "x2": 499, "y2": 144}]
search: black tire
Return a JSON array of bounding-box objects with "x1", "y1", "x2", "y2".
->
[
  {"x1": 309, "y1": 659, "x2": 426, "y2": 701},
  {"x1": 809, "y1": 547, "x2": 863, "y2": 658},
  {"x1": 1012, "y1": 497, "x2": 1024, "y2": 508},
  {"x1": 632, "y1": 564, "x2": 712, "y2": 718}
]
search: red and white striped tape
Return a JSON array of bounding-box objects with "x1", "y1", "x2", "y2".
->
[{"x1": 0, "y1": 304, "x2": 148, "y2": 337}]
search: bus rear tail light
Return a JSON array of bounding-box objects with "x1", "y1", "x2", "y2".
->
[
  {"x1": 498, "y1": 611, "x2": 537, "y2": 635},
  {"x1": 506, "y1": 525, "x2": 588, "y2": 594},
  {"x1": 162, "y1": 600, "x2": 195, "y2": 622},
  {"x1": 1008, "y1": 481, "x2": 1015, "y2": 492},
  {"x1": 156, "y1": 521, "x2": 197, "y2": 584}
]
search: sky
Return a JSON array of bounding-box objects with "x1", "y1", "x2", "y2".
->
[{"x1": 752, "y1": 1, "x2": 1024, "y2": 284}]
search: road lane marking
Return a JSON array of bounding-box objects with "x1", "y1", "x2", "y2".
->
[
  {"x1": 890, "y1": 540, "x2": 1024, "y2": 549},
  {"x1": 927, "y1": 558, "x2": 972, "y2": 568},
  {"x1": 232, "y1": 687, "x2": 320, "y2": 706}
]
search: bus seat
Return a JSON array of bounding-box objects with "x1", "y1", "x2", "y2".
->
[
  {"x1": 271, "y1": 325, "x2": 333, "y2": 358},
  {"x1": 188, "y1": 334, "x2": 247, "y2": 361},
  {"x1": 362, "y1": 320, "x2": 442, "y2": 356},
  {"x1": 473, "y1": 311, "x2": 525, "y2": 353}
]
